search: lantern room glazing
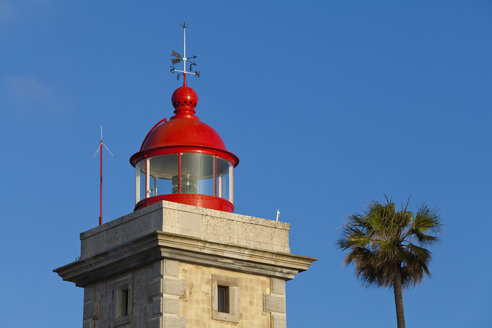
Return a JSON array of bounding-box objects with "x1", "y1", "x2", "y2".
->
[{"x1": 134, "y1": 153, "x2": 234, "y2": 208}]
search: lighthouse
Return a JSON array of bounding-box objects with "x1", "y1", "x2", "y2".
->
[
  {"x1": 54, "y1": 25, "x2": 315, "y2": 328},
  {"x1": 130, "y1": 74, "x2": 238, "y2": 213}
]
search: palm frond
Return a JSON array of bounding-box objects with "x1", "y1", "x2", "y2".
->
[
  {"x1": 399, "y1": 242, "x2": 432, "y2": 287},
  {"x1": 411, "y1": 230, "x2": 439, "y2": 245},
  {"x1": 414, "y1": 204, "x2": 441, "y2": 233},
  {"x1": 337, "y1": 197, "x2": 441, "y2": 290},
  {"x1": 407, "y1": 243, "x2": 431, "y2": 263}
]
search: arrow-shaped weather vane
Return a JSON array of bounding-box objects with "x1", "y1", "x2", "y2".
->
[{"x1": 170, "y1": 22, "x2": 200, "y2": 80}]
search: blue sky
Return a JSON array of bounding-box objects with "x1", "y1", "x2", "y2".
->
[{"x1": 1, "y1": 1, "x2": 491, "y2": 327}]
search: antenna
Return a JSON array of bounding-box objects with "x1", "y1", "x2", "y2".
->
[
  {"x1": 93, "y1": 125, "x2": 114, "y2": 226},
  {"x1": 170, "y1": 22, "x2": 200, "y2": 80}
]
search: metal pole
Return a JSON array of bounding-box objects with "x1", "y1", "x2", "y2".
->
[
  {"x1": 183, "y1": 26, "x2": 186, "y2": 72},
  {"x1": 99, "y1": 142, "x2": 103, "y2": 226}
]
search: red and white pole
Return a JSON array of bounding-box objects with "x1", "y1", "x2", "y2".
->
[
  {"x1": 99, "y1": 141, "x2": 103, "y2": 226},
  {"x1": 94, "y1": 125, "x2": 113, "y2": 227}
]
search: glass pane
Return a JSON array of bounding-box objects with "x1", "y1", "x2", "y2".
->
[
  {"x1": 218, "y1": 286, "x2": 224, "y2": 312},
  {"x1": 218, "y1": 285, "x2": 229, "y2": 313},
  {"x1": 150, "y1": 154, "x2": 179, "y2": 179},
  {"x1": 217, "y1": 158, "x2": 232, "y2": 201},
  {"x1": 137, "y1": 155, "x2": 179, "y2": 198},
  {"x1": 181, "y1": 153, "x2": 215, "y2": 196},
  {"x1": 150, "y1": 175, "x2": 159, "y2": 197},
  {"x1": 149, "y1": 154, "x2": 178, "y2": 195}
]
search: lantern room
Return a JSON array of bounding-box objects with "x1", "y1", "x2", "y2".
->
[{"x1": 129, "y1": 78, "x2": 239, "y2": 212}]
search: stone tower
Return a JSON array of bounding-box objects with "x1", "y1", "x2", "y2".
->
[
  {"x1": 55, "y1": 201, "x2": 315, "y2": 327},
  {"x1": 54, "y1": 26, "x2": 315, "y2": 327}
]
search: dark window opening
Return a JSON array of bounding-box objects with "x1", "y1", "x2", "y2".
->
[
  {"x1": 217, "y1": 285, "x2": 229, "y2": 313},
  {"x1": 118, "y1": 287, "x2": 129, "y2": 318},
  {"x1": 122, "y1": 289, "x2": 129, "y2": 316}
]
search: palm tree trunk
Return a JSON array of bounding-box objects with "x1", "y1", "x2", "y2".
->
[{"x1": 393, "y1": 270, "x2": 405, "y2": 328}]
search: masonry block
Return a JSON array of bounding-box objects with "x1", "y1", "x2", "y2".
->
[
  {"x1": 163, "y1": 315, "x2": 186, "y2": 328},
  {"x1": 164, "y1": 260, "x2": 179, "y2": 277},
  {"x1": 147, "y1": 317, "x2": 162, "y2": 328},
  {"x1": 271, "y1": 313, "x2": 287, "y2": 328},
  {"x1": 152, "y1": 260, "x2": 164, "y2": 278},
  {"x1": 152, "y1": 296, "x2": 163, "y2": 315},
  {"x1": 147, "y1": 280, "x2": 162, "y2": 297},
  {"x1": 270, "y1": 278, "x2": 286, "y2": 295},
  {"x1": 163, "y1": 277, "x2": 186, "y2": 297},
  {"x1": 264, "y1": 294, "x2": 286, "y2": 313},
  {"x1": 83, "y1": 301, "x2": 93, "y2": 320},
  {"x1": 83, "y1": 287, "x2": 92, "y2": 302},
  {"x1": 163, "y1": 296, "x2": 179, "y2": 315}
]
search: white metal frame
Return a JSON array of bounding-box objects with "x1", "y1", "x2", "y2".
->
[
  {"x1": 145, "y1": 158, "x2": 150, "y2": 198},
  {"x1": 135, "y1": 162, "x2": 140, "y2": 204}
]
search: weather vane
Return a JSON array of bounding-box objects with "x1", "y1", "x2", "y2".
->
[{"x1": 170, "y1": 22, "x2": 200, "y2": 80}]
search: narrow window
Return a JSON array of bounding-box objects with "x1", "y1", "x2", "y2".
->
[
  {"x1": 212, "y1": 275, "x2": 238, "y2": 323},
  {"x1": 113, "y1": 277, "x2": 132, "y2": 325},
  {"x1": 122, "y1": 288, "x2": 129, "y2": 317},
  {"x1": 217, "y1": 285, "x2": 230, "y2": 313},
  {"x1": 117, "y1": 286, "x2": 129, "y2": 318}
]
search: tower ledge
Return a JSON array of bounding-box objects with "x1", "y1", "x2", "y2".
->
[
  {"x1": 54, "y1": 201, "x2": 316, "y2": 287},
  {"x1": 81, "y1": 201, "x2": 291, "y2": 258}
]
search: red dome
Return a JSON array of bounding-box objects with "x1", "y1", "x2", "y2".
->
[
  {"x1": 129, "y1": 80, "x2": 239, "y2": 167},
  {"x1": 140, "y1": 118, "x2": 227, "y2": 152}
]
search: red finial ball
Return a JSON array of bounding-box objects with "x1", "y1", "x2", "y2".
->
[
  {"x1": 171, "y1": 85, "x2": 198, "y2": 108},
  {"x1": 171, "y1": 80, "x2": 198, "y2": 118}
]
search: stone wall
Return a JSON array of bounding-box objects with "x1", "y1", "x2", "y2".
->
[
  {"x1": 82, "y1": 261, "x2": 169, "y2": 328},
  {"x1": 81, "y1": 259, "x2": 287, "y2": 328},
  {"x1": 179, "y1": 262, "x2": 271, "y2": 328}
]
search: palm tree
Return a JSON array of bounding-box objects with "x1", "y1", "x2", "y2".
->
[{"x1": 337, "y1": 198, "x2": 441, "y2": 328}]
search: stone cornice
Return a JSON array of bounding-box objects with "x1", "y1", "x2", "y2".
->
[{"x1": 54, "y1": 231, "x2": 317, "y2": 286}]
